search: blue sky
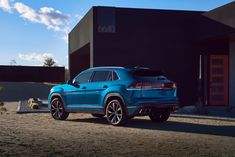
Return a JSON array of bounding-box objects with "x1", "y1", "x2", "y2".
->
[{"x1": 0, "y1": 0, "x2": 233, "y2": 68}]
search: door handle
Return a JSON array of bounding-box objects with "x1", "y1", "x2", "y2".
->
[
  {"x1": 82, "y1": 87, "x2": 86, "y2": 89},
  {"x1": 103, "y1": 85, "x2": 108, "y2": 89}
]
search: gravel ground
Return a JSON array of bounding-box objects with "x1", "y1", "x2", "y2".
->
[{"x1": 1, "y1": 102, "x2": 235, "y2": 157}]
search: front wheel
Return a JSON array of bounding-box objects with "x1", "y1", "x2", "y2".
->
[
  {"x1": 50, "y1": 97, "x2": 69, "y2": 120},
  {"x1": 106, "y1": 99, "x2": 127, "y2": 126},
  {"x1": 149, "y1": 111, "x2": 170, "y2": 123}
]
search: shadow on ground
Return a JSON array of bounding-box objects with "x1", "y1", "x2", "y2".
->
[
  {"x1": 67, "y1": 117, "x2": 235, "y2": 137},
  {"x1": 0, "y1": 82, "x2": 54, "y2": 101}
]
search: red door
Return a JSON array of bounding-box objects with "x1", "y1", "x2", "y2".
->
[{"x1": 209, "y1": 55, "x2": 228, "y2": 106}]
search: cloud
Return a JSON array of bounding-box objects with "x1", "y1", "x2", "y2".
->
[
  {"x1": 18, "y1": 52, "x2": 55, "y2": 63},
  {"x1": 38, "y1": 7, "x2": 70, "y2": 32},
  {"x1": 0, "y1": 0, "x2": 73, "y2": 43},
  {"x1": 13, "y1": 3, "x2": 71, "y2": 33},
  {"x1": 0, "y1": 0, "x2": 12, "y2": 12},
  {"x1": 14, "y1": 2, "x2": 39, "y2": 23},
  {"x1": 61, "y1": 34, "x2": 68, "y2": 43},
  {"x1": 75, "y1": 14, "x2": 83, "y2": 21}
]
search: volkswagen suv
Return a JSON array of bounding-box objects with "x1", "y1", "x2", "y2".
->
[{"x1": 48, "y1": 66, "x2": 178, "y2": 126}]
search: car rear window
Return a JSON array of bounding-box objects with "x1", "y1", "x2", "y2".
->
[{"x1": 131, "y1": 69, "x2": 164, "y2": 77}]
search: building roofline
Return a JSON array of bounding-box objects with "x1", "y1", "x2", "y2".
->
[
  {"x1": 207, "y1": 1, "x2": 235, "y2": 12},
  {"x1": 92, "y1": 6, "x2": 205, "y2": 13}
]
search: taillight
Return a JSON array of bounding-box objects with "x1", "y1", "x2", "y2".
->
[
  {"x1": 128, "y1": 82, "x2": 176, "y2": 89},
  {"x1": 128, "y1": 82, "x2": 143, "y2": 89},
  {"x1": 163, "y1": 82, "x2": 176, "y2": 89}
]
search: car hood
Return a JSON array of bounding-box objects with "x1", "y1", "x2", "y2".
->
[{"x1": 50, "y1": 84, "x2": 69, "y2": 93}]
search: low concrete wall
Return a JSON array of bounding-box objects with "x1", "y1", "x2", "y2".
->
[{"x1": 0, "y1": 66, "x2": 65, "y2": 82}]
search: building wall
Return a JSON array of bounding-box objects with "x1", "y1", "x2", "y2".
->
[
  {"x1": 69, "y1": 5, "x2": 235, "y2": 106},
  {"x1": 69, "y1": 8, "x2": 94, "y2": 77},
  {"x1": 93, "y1": 7, "x2": 203, "y2": 105},
  {"x1": 203, "y1": 2, "x2": 235, "y2": 30},
  {"x1": 229, "y1": 35, "x2": 235, "y2": 106}
]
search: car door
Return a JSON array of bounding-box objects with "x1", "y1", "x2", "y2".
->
[
  {"x1": 85, "y1": 70, "x2": 111, "y2": 108},
  {"x1": 64, "y1": 71, "x2": 93, "y2": 109}
]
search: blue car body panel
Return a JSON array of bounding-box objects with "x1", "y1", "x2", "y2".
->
[{"x1": 48, "y1": 67, "x2": 178, "y2": 116}]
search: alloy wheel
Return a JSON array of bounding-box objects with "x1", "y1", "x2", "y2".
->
[
  {"x1": 51, "y1": 98, "x2": 64, "y2": 119},
  {"x1": 106, "y1": 100, "x2": 123, "y2": 125}
]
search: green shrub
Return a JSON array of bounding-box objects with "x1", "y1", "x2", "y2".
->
[
  {"x1": 0, "y1": 86, "x2": 3, "y2": 92},
  {"x1": 0, "y1": 86, "x2": 6, "y2": 114}
]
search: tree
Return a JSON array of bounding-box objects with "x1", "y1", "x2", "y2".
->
[
  {"x1": 43, "y1": 57, "x2": 56, "y2": 67},
  {"x1": 10, "y1": 60, "x2": 17, "y2": 65}
]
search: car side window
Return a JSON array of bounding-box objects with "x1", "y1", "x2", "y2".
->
[
  {"x1": 91, "y1": 71, "x2": 110, "y2": 82},
  {"x1": 74, "y1": 71, "x2": 93, "y2": 84},
  {"x1": 112, "y1": 71, "x2": 119, "y2": 80},
  {"x1": 106, "y1": 71, "x2": 119, "y2": 81}
]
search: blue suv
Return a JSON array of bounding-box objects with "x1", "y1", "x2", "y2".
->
[{"x1": 48, "y1": 67, "x2": 178, "y2": 126}]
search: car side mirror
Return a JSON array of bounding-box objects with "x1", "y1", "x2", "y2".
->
[
  {"x1": 66, "y1": 79, "x2": 73, "y2": 84},
  {"x1": 72, "y1": 79, "x2": 79, "y2": 85}
]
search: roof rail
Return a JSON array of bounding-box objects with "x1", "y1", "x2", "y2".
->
[{"x1": 134, "y1": 66, "x2": 150, "y2": 69}]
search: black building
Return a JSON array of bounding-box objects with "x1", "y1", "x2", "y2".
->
[{"x1": 69, "y1": 2, "x2": 235, "y2": 107}]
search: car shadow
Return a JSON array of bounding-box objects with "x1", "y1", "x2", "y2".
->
[{"x1": 67, "y1": 117, "x2": 235, "y2": 137}]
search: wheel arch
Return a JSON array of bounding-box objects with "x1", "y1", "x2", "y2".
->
[
  {"x1": 103, "y1": 93, "x2": 128, "y2": 114},
  {"x1": 49, "y1": 93, "x2": 66, "y2": 108}
]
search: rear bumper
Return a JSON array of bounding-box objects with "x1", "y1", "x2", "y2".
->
[{"x1": 127, "y1": 102, "x2": 179, "y2": 116}]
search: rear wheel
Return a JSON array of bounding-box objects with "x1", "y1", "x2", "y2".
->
[
  {"x1": 106, "y1": 99, "x2": 127, "y2": 126},
  {"x1": 91, "y1": 114, "x2": 104, "y2": 118},
  {"x1": 50, "y1": 97, "x2": 69, "y2": 120},
  {"x1": 149, "y1": 111, "x2": 170, "y2": 123}
]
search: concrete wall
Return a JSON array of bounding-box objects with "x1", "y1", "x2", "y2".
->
[
  {"x1": 69, "y1": 8, "x2": 94, "y2": 77},
  {"x1": 229, "y1": 35, "x2": 235, "y2": 106},
  {"x1": 203, "y1": 2, "x2": 235, "y2": 30},
  {"x1": 69, "y1": 8, "x2": 93, "y2": 54}
]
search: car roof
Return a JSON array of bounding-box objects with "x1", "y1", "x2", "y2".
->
[
  {"x1": 88, "y1": 66, "x2": 126, "y2": 71},
  {"x1": 82, "y1": 66, "x2": 152, "y2": 74}
]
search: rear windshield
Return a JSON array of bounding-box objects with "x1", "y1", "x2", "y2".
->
[{"x1": 131, "y1": 69, "x2": 165, "y2": 77}]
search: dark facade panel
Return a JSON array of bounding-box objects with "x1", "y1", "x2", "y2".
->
[
  {"x1": 92, "y1": 7, "x2": 203, "y2": 105},
  {"x1": 97, "y1": 7, "x2": 116, "y2": 33},
  {"x1": 189, "y1": 14, "x2": 235, "y2": 42},
  {"x1": 69, "y1": 6, "x2": 235, "y2": 106},
  {"x1": 70, "y1": 43, "x2": 90, "y2": 78},
  {"x1": 0, "y1": 66, "x2": 65, "y2": 82}
]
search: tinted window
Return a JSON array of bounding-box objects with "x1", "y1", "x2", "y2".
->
[
  {"x1": 74, "y1": 71, "x2": 93, "y2": 83},
  {"x1": 132, "y1": 69, "x2": 164, "y2": 77},
  {"x1": 113, "y1": 71, "x2": 119, "y2": 80},
  {"x1": 91, "y1": 71, "x2": 110, "y2": 82}
]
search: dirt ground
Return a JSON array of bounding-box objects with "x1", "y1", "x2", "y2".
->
[{"x1": 1, "y1": 102, "x2": 235, "y2": 157}]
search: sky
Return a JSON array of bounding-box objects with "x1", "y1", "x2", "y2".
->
[{"x1": 0, "y1": 0, "x2": 233, "y2": 68}]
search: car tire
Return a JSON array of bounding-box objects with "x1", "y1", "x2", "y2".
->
[
  {"x1": 91, "y1": 114, "x2": 104, "y2": 118},
  {"x1": 149, "y1": 111, "x2": 170, "y2": 123},
  {"x1": 106, "y1": 99, "x2": 127, "y2": 126},
  {"x1": 50, "y1": 97, "x2": 69, "y2": 120}
]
